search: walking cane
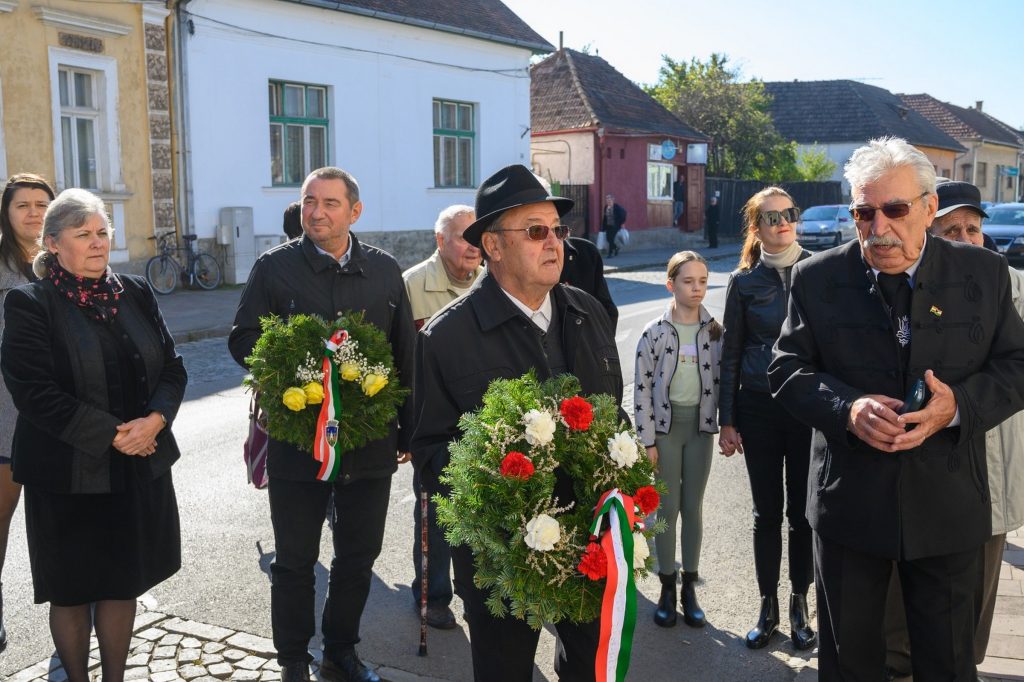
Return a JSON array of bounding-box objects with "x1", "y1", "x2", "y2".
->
[{"x1": 418, "y1": 488, "x2": 429, "y2": 656}]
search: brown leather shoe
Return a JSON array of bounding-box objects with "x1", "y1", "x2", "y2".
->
[{"x1": 425, "y1": 604, "x2": 457, "y2": 630}]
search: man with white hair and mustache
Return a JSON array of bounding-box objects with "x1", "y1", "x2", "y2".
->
[{"x1": 768, "y1": 138, "x2": 1024, "y2": 680}]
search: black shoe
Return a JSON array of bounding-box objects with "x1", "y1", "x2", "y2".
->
[
  {"x1": 653, "y1": 572, "x2": 677, "y2": 627},
  {"x1": 789, "y1": 593, "x2": 817, "y2": 650},
  {"x1": 681, "y1": 572, "x2": 706, "y2": 628},
  {"x1": 885, "y1": 665, "x2": 912, "y2": 681},
  {"x1": 319, "y1": 652, "x2": 381, "y2": 682},
  {"x1": 745, "y1": 594, "x2": 779, "y2": 649},
  {"x1": 425, "y1": 604, "x2": 457, "y2": 630},
  {"x1": 0, "y1": 584, "x2": 6, "y2": 654},
  {"x1": 281, "y1": 662, "x2": 311, "y2": 682}
]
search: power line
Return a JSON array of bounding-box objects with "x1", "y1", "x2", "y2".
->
[{"x1": 185, "y1": 11, "x2": 530, "y2": 79}]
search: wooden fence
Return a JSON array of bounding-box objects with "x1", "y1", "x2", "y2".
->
[{"x1": 706, "y1": 178, "x2": 843, "y2": 239}]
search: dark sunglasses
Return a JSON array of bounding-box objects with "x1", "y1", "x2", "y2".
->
[
  {"x1": 849, "y1": 192, "x2": 928, "y2": 222},
  {"x1": 758, "y1": 207, "x2": 801, "y2": 227},
  {"x1": 494, "y1": 224, "x2": 570, "y2": 241}
]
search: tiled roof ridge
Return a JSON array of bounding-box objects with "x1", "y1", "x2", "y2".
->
[{"x1": 562, "y1": 49, "x2": 599, "y2": 128}]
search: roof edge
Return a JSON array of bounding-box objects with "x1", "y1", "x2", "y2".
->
[
  {"x1": 562, "y1": 50, "x2": 600, "y2": 128},
  {"x1": 280, "y1": 0, "x2": 555, "y2": 54}
]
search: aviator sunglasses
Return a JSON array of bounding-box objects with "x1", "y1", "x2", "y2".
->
[
  {"x1": 758, "y1": 207, "x2": 801, "y2": 227},
  {"x1": 493, "y1": 224, "x2": 571, "y2": 241},
  {"x1": 849, "y1": 192, "x2": 928, "y2": 222}
]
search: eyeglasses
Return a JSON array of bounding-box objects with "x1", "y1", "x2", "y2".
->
[
  {"x1": 493, "y1": 224, "x2": 570, "y2": 241},
  {"x1": 850, "y1": 192, "x2": 929, "y2": 223},
  {"x1": 758, "y1": 207, "x2": 801, "y2": 227}
]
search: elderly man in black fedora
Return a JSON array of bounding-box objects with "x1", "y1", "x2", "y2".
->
[{"x1": 411, "y1": 164, "x2": 621, "y2": 681}]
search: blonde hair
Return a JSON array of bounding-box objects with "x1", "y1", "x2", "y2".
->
[
  {"x1": 666, "y1": 250, "x2": 722, "y2": 341},
  {"x1": 738, "y1": 186, "x2": 795, "y2": 271}
]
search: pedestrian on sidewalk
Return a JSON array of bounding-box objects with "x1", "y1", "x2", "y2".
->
[
  {"x1": 634, "y1": 251, "x2": 722, "y2": 629},
  {"x1": 883, "y1": 180, "x2": 1024, "y2": 677},
  {"x1": 768, "y1": 138, "x2": 1024, "y2": 680},
  {"x1": 673, "y1": 175, "x2": 687, "y2": 227},
  {"x1": 1, "y1": 188, "x2": 186, "y2": 682},
  {"x1": 402, "y1": 204, "x2": 482, "y2": 631},
  {"x1": 0, "y1": 173, "x2": 54, "y2": 652},
  {"x1": 229, "y1": 167, "x2": 416, "y2": 682},
  {"x1": 719, "y1": 187, "x2": 816, "y2": 652},
  {"x1": 602, "y1": 193, "x2": 627, "y2": 258},
  {"x1": 705, "y1": 197, "x2": 720, "y2": 249}
]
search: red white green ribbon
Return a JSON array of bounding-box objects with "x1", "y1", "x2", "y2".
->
[
  {"x1": 313, "y1": 328, "x2": 348, "y2": 481},
  {"x1": 589, "y1": 488, "x2": 639, "y2": 682}
]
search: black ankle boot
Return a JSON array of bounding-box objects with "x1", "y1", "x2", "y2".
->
[
  {"x1": 789, "y1": 593, "x2": 817, "y2": 650},
  {"x1": 653, "y1": 572, "x2": 677, "y2": 627},
  {"x1": 745, "y1": 594, "x2": 779, "y2": 649},
  {"x1": 681, "y1": 572, "x2": 706, "y2": 628}
]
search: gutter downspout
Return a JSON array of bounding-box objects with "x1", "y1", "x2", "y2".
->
[{"x1": 171, "y1": 0, "x2": 194, "y2": 237}]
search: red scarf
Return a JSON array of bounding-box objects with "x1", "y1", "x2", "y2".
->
[{"x1": 47, "y1": 260, "x2": 123, "y2": 323}]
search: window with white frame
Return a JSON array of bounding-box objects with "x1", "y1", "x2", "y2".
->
[
  {"x1": 647, "y1": 162, "x2": 673, "y2": 200},
  {"x1": 433, "y1": 99, "x2": 475, "y2": 188},
  {"x1": 269, "y1": 80, "x2": 328, "y2": 186},
  {"x1": 58, "y1": 66, "x2": 100, "y2": 189}
]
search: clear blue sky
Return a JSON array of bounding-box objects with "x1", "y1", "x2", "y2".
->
[{"x1": 504, "y1": 0, "x2": 1024, "y2": 129}]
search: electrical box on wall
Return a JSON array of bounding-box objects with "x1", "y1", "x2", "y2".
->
[{"x1": 218, "y1": 207, "x2": 256, "y2": 284}]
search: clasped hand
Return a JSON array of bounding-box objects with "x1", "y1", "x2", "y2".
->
[
  {"x1": 846, "y1": 370, "x2": 956, "y2": 453},
  {"x1": 112, "y1": 413, "x2": 164, "y2": 457}
]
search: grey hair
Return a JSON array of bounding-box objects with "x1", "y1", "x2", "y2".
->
[
  {"x1": 844, "y1": 137, "x2": 937, "y2": 197},
  {"x1": 434, "y1": 204, "x2": 475, "y2": 235},
  {"x1": 33, "y1": 188, "x2": 112, "y2": 278},
  {"x1": 303, "y1": 166, "x2": 360, "y2": 204}
]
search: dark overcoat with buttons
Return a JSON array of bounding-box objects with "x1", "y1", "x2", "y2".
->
[
  {"x1": 229, "y1": 234, "x2": 416, "y2": 483},
  {"x1": 768, "y1": 236, "x2": 1024, "y2": 560},
  {"x1": 411, "y1": 272, "x2": 622, "y2": 494},
  {"x1": 1, "y1": 274, "x2": 186, "y2": 494}
]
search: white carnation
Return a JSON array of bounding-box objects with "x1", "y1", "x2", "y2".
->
[
  {"x1": 523, "y1": 513, "x2": 561, "y2": 551},
  {"x1": 632, "y1": 533, "x2": 650, "y2": 565},
  {"x1": 607, "y1": 431, "x2": 640, "y2": 468},
  {"x1": 522, "y1": 409, "x2": 557, "y2": 446}
]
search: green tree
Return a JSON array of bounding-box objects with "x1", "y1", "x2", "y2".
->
[
  {"x1": 795, "y1": 145, "x2": 837, "y2": 181},
  {"x1": 647, "y1": 54, "x2": 790, "y2": 180}
]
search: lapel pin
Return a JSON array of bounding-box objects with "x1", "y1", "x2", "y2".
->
[{"x1": 930, "y1": 305, "x2": 942, "y2": 318}]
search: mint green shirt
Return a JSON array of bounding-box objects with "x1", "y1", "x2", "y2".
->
[{"x1": 668, "y1": 322, "x2": 701, "y2": 406}]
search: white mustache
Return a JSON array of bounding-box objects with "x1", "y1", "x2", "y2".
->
[{"x1": 864, "y1": 235, "x2": 903, "y2": 248}]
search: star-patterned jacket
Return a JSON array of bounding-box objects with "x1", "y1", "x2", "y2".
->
[{"x1": 633, "y1": 304, "x2": 722, "y2": 447}]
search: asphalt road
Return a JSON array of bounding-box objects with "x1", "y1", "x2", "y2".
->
[{"x1": 0, "y1": 265, "x2": 816, "y2": 681}]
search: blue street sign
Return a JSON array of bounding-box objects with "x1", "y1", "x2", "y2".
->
[{"x1": 661, "y1": 140, "x2": 677, "y2": 160}]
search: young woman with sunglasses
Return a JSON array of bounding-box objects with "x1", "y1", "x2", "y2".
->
[
  {"x1": 0, "y1": 173, "x2": 55, "y2": 650},
  {"x1": 718, "y1": 187, "x2": 817, "y2": 651}
]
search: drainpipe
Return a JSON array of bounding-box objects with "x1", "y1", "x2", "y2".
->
[
  {"x1": 171, "y1": 0, "x2": 194, "y2": 236},
  {"x1": 595, "y1": 127, "x2": 605, "y2": 239}
]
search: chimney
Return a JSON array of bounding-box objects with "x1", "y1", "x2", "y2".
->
[
  {"x1": 975, "y1": 100, "x2": 983, "y2": 111},
  {"x1": 559, "y1": 31, "x2": 563, "y2": 51}
]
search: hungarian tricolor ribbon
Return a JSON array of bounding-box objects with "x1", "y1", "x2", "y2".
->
[
  {"x1": 589, "y1": 488, "x2": 639, "y2": 682},
  {"x1": 313, "y1": 328, "x2": 348, "y2": 481}
]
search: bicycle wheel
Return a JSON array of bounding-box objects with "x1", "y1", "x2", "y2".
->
[
  {"x1": 146, "y1": 255, "x2": 179, "y2": 294},
  {"x1": 193, "y1": 253, "x2": 222, "y2": 290}
]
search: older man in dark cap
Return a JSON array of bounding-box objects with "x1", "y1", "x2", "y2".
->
[{"x1": 411, "y1": 164, "x2": 621, "y2": 681}]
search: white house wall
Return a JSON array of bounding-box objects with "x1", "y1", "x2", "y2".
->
[
  {"x1": 183, "y1": 0, "x2": 535, "y2": 239},
  {"x1": 530, "y1": 133, "x2": 595, "y2": 185}
]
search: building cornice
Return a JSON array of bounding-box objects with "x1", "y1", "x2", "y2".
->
[
  {"x1": 0, "y1": 1, "x2": 18, "y2": 13},
  {"x1": 142, "y1": 4, "x2": 170, "y2": 25},
  {"x1": 32, "y1": 5, "x2": 132, "y2": 37}
]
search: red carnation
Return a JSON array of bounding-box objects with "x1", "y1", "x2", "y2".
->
[
  {"x1": 500, "y1": 451, "x2": 535, "y2": 481},
  {"x1": 560, "y1": 396, "x2": 594, "y2": 431},
  {"x1": 578, "y1": 542, "x2": 608, "y2": 580},
  {"x1": 634, "y1": 486, "x2": 660, "y2": 516}
]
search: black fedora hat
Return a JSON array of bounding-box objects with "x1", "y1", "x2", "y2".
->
[
  {"x1": 463, "y1": 165, "x2": 574, "y2": 247},
  {"x1": 935, "y1": 180, "x2": 989, "y2": 219}
]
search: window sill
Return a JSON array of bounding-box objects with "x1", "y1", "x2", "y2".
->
[{"x1": 428, "y1": 186, "x2": 476, "y2": 192}]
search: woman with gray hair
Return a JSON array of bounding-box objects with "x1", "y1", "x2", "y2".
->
[{"x1": 0, "y1": 188, "x2": 186, "y2": 682}]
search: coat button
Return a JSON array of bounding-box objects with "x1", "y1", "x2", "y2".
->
[
  {"x1": 575, "y1": 319, "x2": 582, "y2": 325},
  {"x1": 133, "y1": 353, "x2": 141, "y2": 359}
]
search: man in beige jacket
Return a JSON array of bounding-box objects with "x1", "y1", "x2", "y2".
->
[{"x1": 403, "y1": 205, "x2": 482, "y2": 330}]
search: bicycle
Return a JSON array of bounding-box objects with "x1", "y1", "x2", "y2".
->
[{"x1": 145, "y1": 232, "x2": 222, "y2": 294}]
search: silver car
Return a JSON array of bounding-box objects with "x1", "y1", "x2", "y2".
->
[
  {"x1": 796, "y1": 204, "x2": 857, "y2": 249},
  {"x1": 984, "y1": 203, "x2": 1024, "y2": 264}
]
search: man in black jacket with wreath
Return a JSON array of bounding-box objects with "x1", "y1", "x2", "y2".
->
[
  {"x1": 229, "y1": 167, "x2": 416, "y2": 682},
  {"x1": 412, "y1": 164, "x2": 622, "y2": 681}
]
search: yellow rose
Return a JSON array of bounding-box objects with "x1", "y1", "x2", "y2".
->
[
  {"x1": 361, "y1": 373, "x2": 388, "y2": 397},
  {"x1": 282, "y1": 386, "x2": 307, "y2": 411},
  {"x1": 303, "y1": 381, "x2": 324, "y2": 405},
  {"x1": 340, "y1": 362, "x2": 361, "y2": 381}
]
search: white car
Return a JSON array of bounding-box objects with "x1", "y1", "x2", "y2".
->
[{"x1": 796, "y1": 204, "x2": 857, "y2": 249}]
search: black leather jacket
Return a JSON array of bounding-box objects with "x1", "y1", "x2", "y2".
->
[{"x1": 719, "y1": 253, "x2": 809, "y2": 425}]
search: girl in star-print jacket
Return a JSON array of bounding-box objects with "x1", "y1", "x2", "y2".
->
[{"x1": 633, "y1": 250, "x2": 722, "y2": 632}]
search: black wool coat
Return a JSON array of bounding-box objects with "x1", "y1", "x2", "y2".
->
[
  {"x1": 229, "y1": 234, "x2": 416, "y2": 483},
  {"x1": 768, "y1": 236, "x2": 1024, "y2": 560},
  {"x1": 560, "y1": 237, "x2": 618, "y2": 329},
  {"x1": 411, "y1": 273, "x2": 622, "y2": 494}
]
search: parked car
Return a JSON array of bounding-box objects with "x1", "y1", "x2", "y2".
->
[
  {"x1": 983, "y1": 203, "x2": 1024, "y2": 263},
  {"x1": 796, "y1": 204, "x2": 856, "y2": 249}
]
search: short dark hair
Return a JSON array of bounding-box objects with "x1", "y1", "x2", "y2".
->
[
  {"x1": 303, "y1": 167, "x2": 360, "y2": 204},
  {"x1": 282, "y1": 201, "x2": 302, "y2": 239}
]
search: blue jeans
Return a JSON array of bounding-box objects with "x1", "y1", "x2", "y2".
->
[
  {"x1": 412, "y1": 465, "x2": 453, "y2": 607},
  {"x1": 673, "y1": 200, "x2": 685, "y2": 224}
]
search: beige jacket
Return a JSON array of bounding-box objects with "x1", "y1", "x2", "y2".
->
[
  {"x1": 987, "y1": 265, "x2": 1024, "y2": 534},
  {"x1": 402, "y1": 250, "x2": 482, "y2": 324}
]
